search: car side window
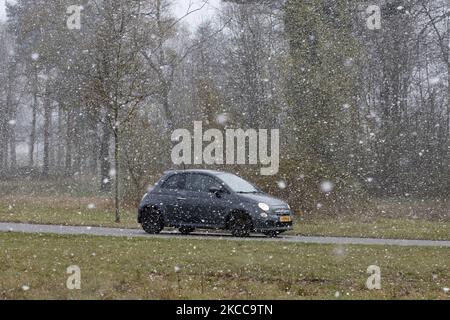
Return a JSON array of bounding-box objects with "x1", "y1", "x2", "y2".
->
[
  {"x1": 186, "y1": 174, "x2": 221, "y2": 193},
  {"x1": 161, "y1": 174, "x2": 185, "y2": 190}
]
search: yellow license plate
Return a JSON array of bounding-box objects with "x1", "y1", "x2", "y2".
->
[{"x1": 280, "y1": 216, "x2": 292, "y2": 223}]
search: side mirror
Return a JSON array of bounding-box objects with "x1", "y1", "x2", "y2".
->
[{"x1": 209, "y1": 186, "x2": 224, "y2": 197}]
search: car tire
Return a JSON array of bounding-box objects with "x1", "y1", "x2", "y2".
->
[
  {"x1": 141, "y1": 209, "x2": 164, "y2": 234},
  {"x1": 179, "y1": 227, "x2": 195, "y2": 235},
  {"x1": 229, "y1": 215, "x2": 251, "y2": 237}
]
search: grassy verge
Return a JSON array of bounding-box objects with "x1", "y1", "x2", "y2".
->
[
  {"x1": 0, "y1": 232, "x2": 449, "y2": 299},
  {"x1": 1, "y1": 195, "x2": 449, "y2": 241},
  {"x1": 0, "y1": 195, "x2": 138, "y2": 229},
  {"x1": 295, "y1": 217, "x2": 450, "y2": 241}
]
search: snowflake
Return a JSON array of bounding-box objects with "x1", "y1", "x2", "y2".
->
[
  {"x1": 320, "y1": 181, "x2": 334, "y2": 193},
  {"x1": 277, "y1": 180, "x2": 287, "y2": 189},
  {"x1": 216, "y1": 113, "x2": 228, "y2": 125}
]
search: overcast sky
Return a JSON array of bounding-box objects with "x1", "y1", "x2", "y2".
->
[
  {"x1": 0, "y1": 0, "x2": 220, "y2": 28},
  {"x1": 0, "y1": 0, "x2": 6, "y2": 21}
]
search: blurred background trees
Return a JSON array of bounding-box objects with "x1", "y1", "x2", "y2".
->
[{"x1": 0, "y1": 0, "x2": 449, "y2": 215}]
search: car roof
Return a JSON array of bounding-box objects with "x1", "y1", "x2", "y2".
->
[{"x1": 163, "y1": 169, "x2": 228, "y2": 176}]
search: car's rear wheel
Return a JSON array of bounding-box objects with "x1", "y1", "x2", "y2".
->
[
  {"x1": 179, "y1": 226, "x2": 195, "y2": 235},
  {"x1": 229, "y1": 215, "x2": 251, "y2": 237},
  {"x1": 141, "y1": 208, "x2": 164, "y2": 234}
]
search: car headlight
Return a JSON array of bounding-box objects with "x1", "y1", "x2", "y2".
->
[
  {"x1": 258, "y1": 203, "x2": 270, "y2": 211},
  {"x1": 260, "y1": 212, "x2": 268, "y2": 218}
]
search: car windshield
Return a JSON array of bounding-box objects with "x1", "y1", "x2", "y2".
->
[{"x1": 217, "y1": 173, "x2": 260, "y2": 193}]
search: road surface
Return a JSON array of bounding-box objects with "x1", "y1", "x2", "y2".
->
[{"x1": 1, "y1": 222, "x2": 450, "y2": 248}]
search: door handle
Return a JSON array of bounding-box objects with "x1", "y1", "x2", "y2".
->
[{"x1": 177, "y1": 197, "x2": 187, "y2": 200}]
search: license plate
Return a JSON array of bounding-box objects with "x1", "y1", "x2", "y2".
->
[{"x1": 280, "y1": 216, "x2": 292, "y2": 223}]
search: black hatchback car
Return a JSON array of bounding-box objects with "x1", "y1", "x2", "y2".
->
[{"x1": 138, "y1": 170, "x2": 293, "y2": 237}]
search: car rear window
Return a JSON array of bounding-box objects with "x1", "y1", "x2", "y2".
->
[{"x1": 161, "y1": 174, "x2": 185, "y2": 190}]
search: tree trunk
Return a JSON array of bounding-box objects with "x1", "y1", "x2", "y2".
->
[
  {"x1": 72, "y1": 133, "x2": 82, "y2": 174},
  {"x1": 6, "y1": 68, "x2": 16, "y2": 172},
  {"x1": 57, "y1": 105, "x2": 64, "y2": 172},
  {"x1": 90, "y1": 138, "x2": 98, "y2": 176},
  {"x1": 162, "y1": 86, "x2": 174, "y2": 131},
  {"x1": 447, "y1": 64, "x2": 450, "y2": 137},
  {"x1": 0, "y1": 117, "x2": 4, "y2": 174},
  {"x1": 65, "y1": 109, "x2": 73, "y2": 176},
  {"x1": 0, "y1": 126, "x2": 7, "y2": 174},
  {"x1": 9, "y1": 117, "x2": 17, "y2": 172},
  {"x1": 99, "y1": 111, "x2": 112, "y2": 191},
  {"x1": 114, "y1": 127, "x2": 120, "y2": 223},
  {"x1": 29, "y1": 90, "x2": 37, "y2": 168},
  {"x1": 42, "y1": 89, "x2": 52, "y2": 176}
]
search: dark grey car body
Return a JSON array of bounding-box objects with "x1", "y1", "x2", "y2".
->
[{"x1": 137, "y1": 170, "x2": 293, "y2": 236}]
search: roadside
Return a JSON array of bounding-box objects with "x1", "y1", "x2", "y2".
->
[
  {"x1": 2, "y1": 222, "x2": 450, "y2": 248},
  {"x1": 1, "y1": 195, "x2": 449, "y2": 241}
]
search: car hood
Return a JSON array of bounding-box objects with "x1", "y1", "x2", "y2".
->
[{"x1": 237, "y1": 193, "x2": 287, "y2": 207}]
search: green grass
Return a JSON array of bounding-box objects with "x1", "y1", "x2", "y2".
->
[
  {"x1": 294, "y1": 217, "x2": 450, "y2": 241},
  {"x1": 0, "y1": 232, "x2": 449, "y2": 299},
  {"x1": 0, "y1": 195, "x2": 139, "y2": 229},
  {"x1": 0, "y1": 177, "x2": 103, "y2": 198}
]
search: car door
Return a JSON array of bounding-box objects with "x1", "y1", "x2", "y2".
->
[
  {"x1": 157, "y1": 173, "x2": 188, "y2": 226},
  {"x1": 184, "y1": 174, "x2": 231, "y2": 227}
]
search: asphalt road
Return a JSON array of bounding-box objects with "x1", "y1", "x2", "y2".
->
[{"x1": 1, "y1": 222, "x2": 450, "y2": 248}]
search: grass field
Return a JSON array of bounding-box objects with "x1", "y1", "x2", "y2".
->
[
  {"x1": 0, "y1": 232, "x2": 449, "y2": 299},
  {"x1": 1, "y1": 194, "x2": 449, "y2": 241}
]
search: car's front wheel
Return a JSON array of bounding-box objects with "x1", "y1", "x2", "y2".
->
[
  {"x1": 263, "y1": 231, "x2": 280, "y2": 238},
  {"x1": 141, "y1": 209, "x2": 164, "y2": 234}
]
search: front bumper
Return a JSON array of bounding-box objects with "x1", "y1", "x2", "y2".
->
[
  {"x1": 254, "y1": 220, "x2": 293, "y2": 231},
  {"x1": 252, "y1": 211, "x2": 294, "y2": 232}
]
